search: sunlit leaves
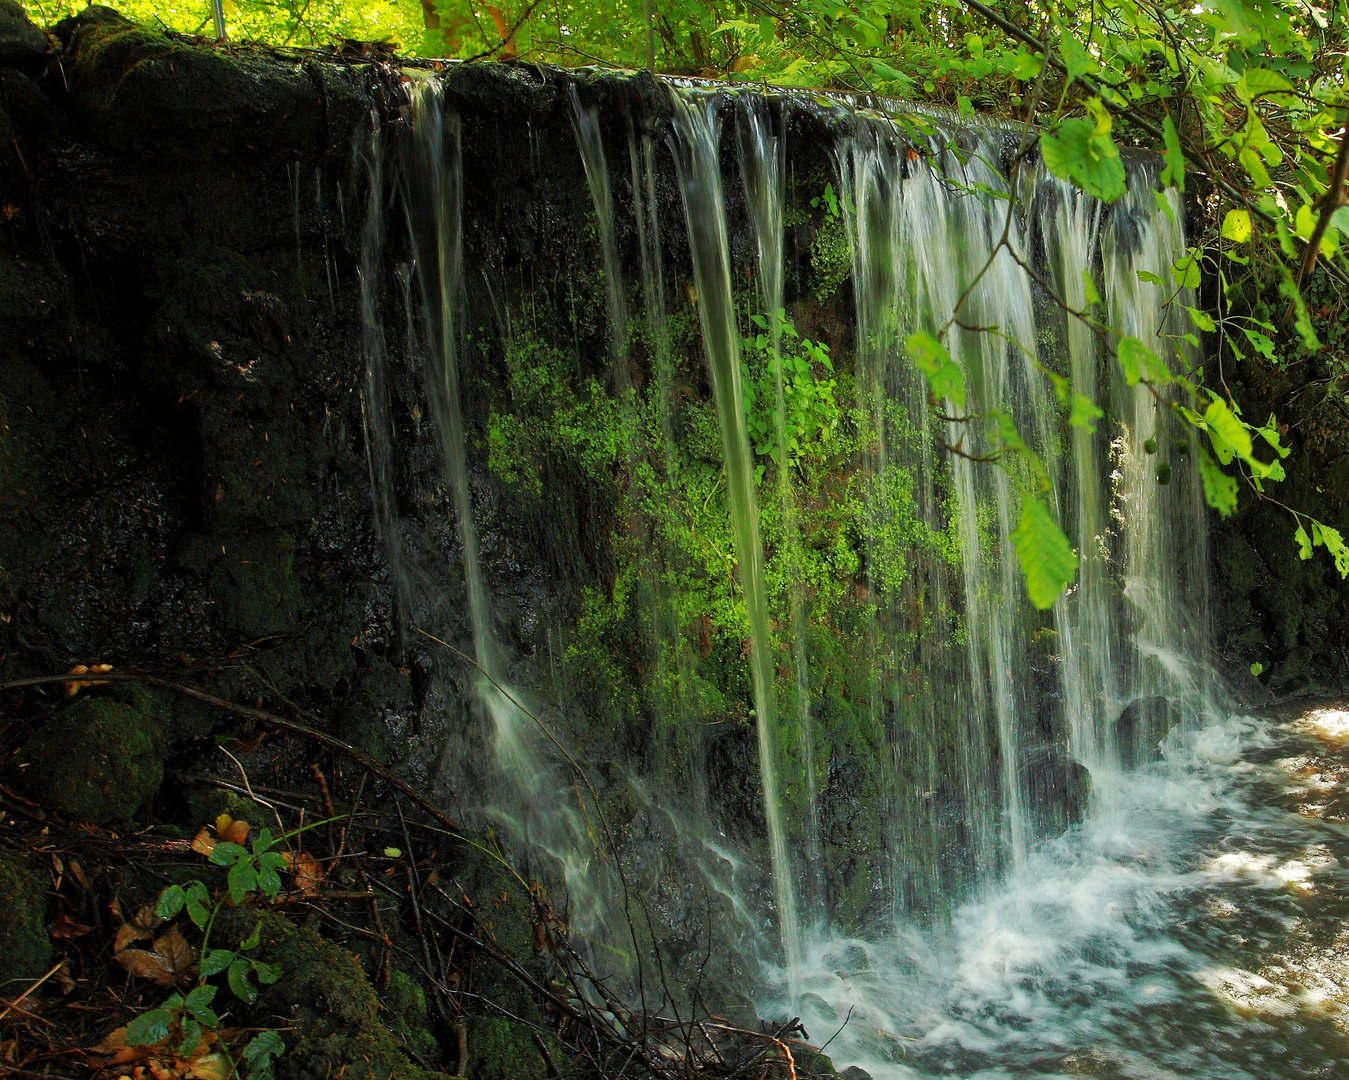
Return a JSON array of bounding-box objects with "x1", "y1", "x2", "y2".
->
[
  {"x1": 1117, "y1": 336, "x2": 1171, "y2": 385},
  {"x1": 1039, "y1": 114, "x2": 1126, "y2": 203},
  {"x1": 1161, "y1": 114, "x2": 1185, "y2": 193},
  {"x1": 1222, "y1": 208, "x2": 1253, "y2": 243},
  {"x1": 1010, "y1": 494, "x2": 1078, "y2": 608},
  {"x1": 1198, "y1": 447, "x2": 1239, "y2": 515},
  {"x1": 906, "y1": 331, "x2": 965, "y2": 409}
]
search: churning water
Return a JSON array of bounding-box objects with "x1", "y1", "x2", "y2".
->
[{"x1": 778, "y1": 708, "x2": 1349, "y2": 1078}]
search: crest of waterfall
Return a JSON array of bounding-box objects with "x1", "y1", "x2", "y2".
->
[
  {"x1": 398, "y1": 81, "x2": 612, "y2": 942},
  {"x1": 669, "y1": 89, "x2": 805, "y2": 996},
  {"x1": 735, "y1": 95, "x2": 824, "y2": 925}
]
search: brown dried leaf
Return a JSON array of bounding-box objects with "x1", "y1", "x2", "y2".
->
[
  {"x1": 114, "y1": 923, "x2": 152, "y2": 954},
  {"x1": 114, "y1": 948, "x2": 176, "y2": 986},
  {"x1": 189, "y1": 829, "x2": 216, "y2": 857},
  {"x1": 288, "y1": 851, "x2": 324, "y2": 895},
  {"x1": 131, "y1": 903, "x2": 161, "y2": 931},
  {"x1": 114, "y1": 929, "x2": 196, "y2": 986},
  {"x1": 214, "y1": 815, "x2": 250, "y2": 846},
  {"x1": 49, "y1": 914, "x2": 93, "y2": 939},
  {"x1": 185, "y1": 1053, "x2": 232, "y2": 1080}
]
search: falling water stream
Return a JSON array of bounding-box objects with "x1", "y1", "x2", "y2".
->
[{"x1": 359, "y1": 76, "x2": 1349, "y2": 1078}]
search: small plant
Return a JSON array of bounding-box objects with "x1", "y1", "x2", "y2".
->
[
  {"x1": 96, "y1": 816, "x2": 292, "y2": 1080},
  {"x1": 741, "y1": 308, "x2": 840, "y2": 473}
]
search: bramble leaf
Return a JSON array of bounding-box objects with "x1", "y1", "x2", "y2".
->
[
  {"x1": 1010, "y1": 495, "x2": 1078, "y2": 609},
  {"x1": 1040, "y1": 117, "x2": 1126, "y2": 202},
  {"x1": 906, "y1": 331, "x2": 966, "y2": 409}
]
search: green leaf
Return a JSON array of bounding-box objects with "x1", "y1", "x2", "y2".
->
[
  {"x1": 1040, "y1": 118, "x2": 1126, "y2": 202},
  {"x1": 1235, "y1": 67, "x2": 1294, "y2": 101},
  {"x1": 251, "y1": 959, "x2": 283, "y2": 986},
  {"x1": 382, "y1": 847, "x2": 403, "y2": 859},
  {"x1": 1136, "y1": 270, "x2": 1165, "y2": 285},
  {"x1": 1069, "y1": 393, "x2": 1104, "y2": 433},
  {"x1": 240, "y1": 922, "x2": 262, "y2": 952},
  {"x1": 1296, "y1": 520, "x2": 1313, "y2": 559},
  {"x1": 209, "y1": 841, "x2": 248, "y2": 867},
  {"x1": 178, "y1": 1018, "x2": 204, "y2": 1058},
  {"x1": 1222, "y1": 208, "x2": 1252, "y2": 243},
  {"x1": 126, "y1": 1009, "x2": 175, "y2": 1047},
  {"x1": 185, "y1": 881, "x2": 211, "y2": 929},
  {"x1": 229, "y1": 957, "x2": 259, "y2": 1005},
  {"x1": 185, "y1": 985, "x2": 219, "y2": 1027},
  {"x1": 1170, "y1": 251, "x2": 1201, "y2": 289},
  {"x1": 1204, "y1": 397, "x2": 1253, "y2": 465},
  {"x1": 1118, "y1": 336, "x2": 1171, "y2": 385},
  {"x1": 228, "y1": 859, "x2": 260, "y2": 904},
  {"x1": 1161, "y1": 113, "x2": 1185, "y2": 193},
  {"x1": 1198, "y1": 447, "x2": 1239, "y2": 515},
  {"x1": 252, "y1": 828, "x2": 275, "y2": 855},
  {"x1": 242, "y1": 1030, "x2": 286, "y2": 1077},
  {"x1": 258, "y1": 867, "x2": 282, "y2": 900},
  {"x1": 1056, "y1": 27, "x2": 1092, "y2": 79},
  {"x1": 1081, "y1": 268, "x2": 1100, "y2": 308},
  {"x1": 906, "y1": 331, "x2": 966, "y2": 409},
  {"x1": 1317, "y1": 522, "x2": 1349, "y2": 577},
  {"x1": 1278, "y1": 268, "x2": 1320, "y2": 351},
  {"x1": 201, "y1": 949, "x2": 235, "y2": 977},
  {"x1": 1186, "y1": 306, "x2": 1215, "y2": 332},
  {"x1": 1010, "y1": 495, "x2": 1078, "y2": 609},
  {"x1": 155, "y1": 885, "x2": 186, "y2": 921},
  {"x1": 1249, "y1": 662, "x2": 1264, "y2": 677},
  {"x1": 258, "y1": 851, "x2": 288, "y2": 873}
]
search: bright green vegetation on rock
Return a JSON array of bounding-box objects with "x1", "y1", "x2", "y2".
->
[
  {"x1": 15, "y1": 687, "x2": 167, "y2": 823},
  {"x1": 0, "y1": 851, "x2": 51, "y2": 989}
]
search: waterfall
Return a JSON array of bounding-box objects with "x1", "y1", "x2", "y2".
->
[
  {"x1": 669, "y1": 89, "x2": 805, "y2": 991},
  {"x1": 735, "y1": 95, "x2": 823, "y2": 923},
  {"x1": 401, "y1": 81, "x2": 610, "y2": 938},
  {"x1": 373, "y1": 72, "x2": 1222, "y2": 1042}
]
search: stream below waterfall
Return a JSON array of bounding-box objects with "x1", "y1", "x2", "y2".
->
[{"x1": 778, "y1": 705, "x2": 1349, "y2": 1079}]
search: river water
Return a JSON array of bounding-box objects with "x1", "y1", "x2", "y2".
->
[{"x1": 784, "y1": 704, "x2": 1349, "y2": 1078}]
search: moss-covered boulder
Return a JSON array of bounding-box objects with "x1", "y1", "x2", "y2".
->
[
  {"x1": 226, "y1": 911, "x2": 437, "y2": 1080},
  {"x1": 385, "y1": 969, "x2": 439, "y2": 1062},
  {"x1": 0, "y1": 851, "x2": 50, "y2": 990},
  {"x1": 15, "y1": 688, "x2": 166, "y2": 823},
  {"x1": 466, "y1": 1016, "x2": 555, "y2": 1080}
]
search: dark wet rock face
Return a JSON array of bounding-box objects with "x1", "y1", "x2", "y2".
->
[
  {"x1": 0, "y1": 0, "x2": 46, "y2": 73},
  {"x1": 0, "y1": 851, "x2": 51, "y2": 986},
  {"x1": 1020, "y1": 745, "x2": 1091, "y2": 837},
  {"x1": 1116, "y1": 695, "x2": 1182, "y2": 769}
]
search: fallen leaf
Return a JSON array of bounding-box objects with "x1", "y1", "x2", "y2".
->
[
  {"x1": 64, "y1": 663, "x2": 113, "y2": 696},
  {"x1": 114, "y1": 929, "x2": 196, "y2": 986},
  {"x1": 189, "y1": 829, "x2": 216, "y2": 857},
  {"x1": 286, "y1": 851, "x2": 324, "y2": 895},
  {"x1": 48, "y1": 914, "x2": 93, "y2": 939},
  {"x1": 115, "y1": 923, "x2": 153, "y2": 953},
  {"x1": 215, "y1": 815, "x2": 250, "y2": 846},
  {"x1": 185, "y1": 1053, "x2": 231, "y2": 1080},
  {"x1": 131, "y1": 904, "x2": 162, "y2": 931}
]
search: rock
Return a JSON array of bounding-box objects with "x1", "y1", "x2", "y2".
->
[
  {"x1": 1020, "y1": 745, "x2": 1091, "y2": 836},
  {"x1": 0, "y1": 0, "x2": 47, "y2": 74},
  {"x1": 839, "y1": 1067, "x2": 874, "y2": 1080},
  {"x1": 14, "y1": 686, "x2": 166, "y2": 823},
  {"x1": 222, "y1": 910, "x2": 438, "y2": 1080},
  {"x1": 0, "y1": 851, "x2": 50, "y2": 987},
  {"x1": 1115, "y1": 696, "x2": 1181, "y2": 769}
]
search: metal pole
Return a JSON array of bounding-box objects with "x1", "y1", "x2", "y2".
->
[
  {"x1": 644, "y1": 0, "x2": 654, "y2": 71},
  {"x1": 212, "y1": 0, "x2": 226, "y2": 40}
]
